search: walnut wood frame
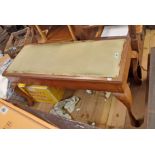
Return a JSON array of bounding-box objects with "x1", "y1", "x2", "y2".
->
[{"x1": 4, "y1": 37, "x2": 143, "y2": 127}]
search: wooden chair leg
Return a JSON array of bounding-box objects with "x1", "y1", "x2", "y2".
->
[
  {"x1": 67, "y1": 25, "x2": 77, "y2": 41},
  {"x1": 95, "y1": 26, "x2": 104, "y2": 38},
  {"x1": 35, "y1": 25, "x2": 47, "y2": 43},
  {"x1": 131, "y1": 51, "x2": 142, "y2": 85},
  {"x1": 113, "y1": 84, "x2": 144, "y2": 127}
]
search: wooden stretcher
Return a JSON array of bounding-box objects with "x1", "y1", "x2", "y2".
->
[{"x1": 4, "y1": 37, "x2": 143, "y2": 127}]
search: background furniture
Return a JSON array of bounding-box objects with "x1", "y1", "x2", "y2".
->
[
  {"x1": 33, "y1": 25, "x2": 104, "y2": 43},
  {"x1": 4, "y1": 27, "x2": 34, "y2": 58}
]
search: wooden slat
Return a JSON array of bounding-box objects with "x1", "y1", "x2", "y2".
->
[
  {"x1": 15, "y1": 88, "x2": 127, "y2": 128},
  {"x1": 72, "y1": 90, "x2": 99, "y2": 124},
  {"x1": 106, "y1": 97, "x2": 127, "y2": 128},
  {"x1": 92, "y1": 93, "x2": 111, "y2": 128},
  {"x1": 32, "y1": 102, "x2": 53, "y2": 113},
  {"x1": 71, "y1": 90, "x2": 126, "y2": 128},
  {"x1": 14, "y1": 100, "x2": 96, "y2": 129}
]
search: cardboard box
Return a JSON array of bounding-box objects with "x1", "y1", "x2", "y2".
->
[{"x1": 0, "y1": 99, "x2": 57, "y2": 129}]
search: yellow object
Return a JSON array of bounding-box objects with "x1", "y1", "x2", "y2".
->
[
  {"x1": 18, "y1": 83, "x2": 30, "y2": 96},
  {"x1": 18, "y1": 84, "x2": 64, "y2": 105}
]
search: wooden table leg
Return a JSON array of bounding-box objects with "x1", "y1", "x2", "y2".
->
[{"x1": 113, "y1": 84, "x2": 144, "y2": 127}]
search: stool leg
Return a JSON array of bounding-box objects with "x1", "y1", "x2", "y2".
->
[
  {"x1": 113, "y1": 84, "x2": 144, "y2": 127},
  {"x1": 35, "y1": 25, "x2": 47, "y2": 43}
]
